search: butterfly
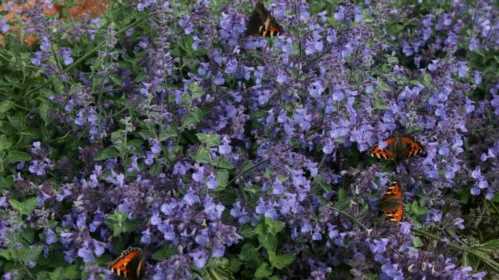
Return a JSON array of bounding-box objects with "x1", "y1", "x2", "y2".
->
[
  {"x1": 245, "y1": 1, "x2": 283, "y2": 37},
  {"x1": 380, "y1": 182, "x2": 404, "y2": 223},
  {"x1": 369, "y1": 134, "x2": 426, "y2": 161},
  {"x1": 109, "y1": 247, "x2": 145, "y2": 280}
]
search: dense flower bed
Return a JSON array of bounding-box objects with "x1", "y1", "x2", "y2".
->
[{"x1": 0, "y1": 0, "x2": 498, "y2": 279}]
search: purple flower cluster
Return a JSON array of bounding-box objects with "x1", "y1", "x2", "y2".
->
[{"x1": 1, "y1": 0, "x2": 497, "y2": 279}]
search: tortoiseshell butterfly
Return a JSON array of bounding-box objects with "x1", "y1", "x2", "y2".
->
[
  {"x1": 245, "y1": 1, "x2": 283, "y2": 37},
  {"x1": 369, "y1": 134, "x2": 426, "y2": 161},
  {"x1": 109, "y1": 247, "x2": 145, "y2": 280},
  {"x1": 380, "y1": 182, "x2": 404, "y2": 223}
]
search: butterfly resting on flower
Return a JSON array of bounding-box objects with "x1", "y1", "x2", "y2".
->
[
  {"x1": 380, "y1": 181, "x2": 404, "y2": 223},
  {"x1": 245, "y1": 1, "x2": 283, "y2": 37},
  {"x1": 109, "y1": 247, "x2": 145, "y2": 280},
  {"x1": 369, "y1": 134, "x2": 426, "y2": 162}
]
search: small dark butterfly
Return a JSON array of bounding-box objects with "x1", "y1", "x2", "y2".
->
[
  {"x1": 109, "y1": 247, "x2": 145, "y2": 280},
  {"x1": 380, "y1": 182, "x2": 404, "y2": 223},
  {"x1": 369, "y1": 134, "x2": 426, "y2": 161},
  {"x1": 245, "y1": 1, "x2": 283, "y2": 37}
]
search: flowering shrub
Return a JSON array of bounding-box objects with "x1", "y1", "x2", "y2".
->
[{"x1": 0, "y1": 0, "x2": 498, "y2": 279}]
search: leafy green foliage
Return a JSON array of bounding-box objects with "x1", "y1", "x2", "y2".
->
[
  {"x1": 234, "y1": 218, "x2": 295, "y2": 278},
  {"x1": 9, "y1": 197, "x2": 37, "y2": 216},
  {"x1": 105, "y1": 211, "x2": 141, "y2": 237}
]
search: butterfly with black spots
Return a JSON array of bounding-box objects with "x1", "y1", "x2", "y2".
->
[
  {"x1": 380, "y1": 182, "x2": 404, "y2": 223},
  {"x1": 245, "y1": 1, "x2": 283, "y2": 37},
  {"x1": 369, "y1": 134, "x2": 426, "y2": 162},
  {"x1": 109, "y1": 247, "x2": 145, "y2": 280}
]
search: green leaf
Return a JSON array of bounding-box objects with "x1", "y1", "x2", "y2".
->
[
  {"x1": 215, "y1": 170, "x2": 229, "y2": 190},
  {"x1": 110, "y1": 75, "x2": 123, "y2": 86},
  {"x1": 212, "y1": 157, "x2": 234, "y2": 170},
  {"x1": 9, "y1": 197, "x2": 37, "y2": 216},
  {"x1": 200, "y1": 258, "x2": 236, "y2": 280},
  {"x1": 111, "y1": 130, "x2": 126, "y2": 146},
  {"x1": 0, "y1": 249, "x2": 13, "y2": 260},
  {"x1": 193, "y1": 147, "x2": 211, "y2": 164},
  {"x1": 127, "y1": 139, "x2": 144, "y2": 153},
  {"x1": 48, "y1": 265, "x2": 80, "y2": 280},
  {"x1": 240, "y1": 225, "x2": 256, "y2": 238},
  {"x1": 19, "y1": 228, "x2": 35, "y2": 244},
  {"x1": 412, "y1": 236, "x2": 424, "y2": 248},
  {"x1": 265, "y1": 218, "x2": 285, "y2": 236},
  {"x1": 95, "y1": 147, "x2": 120, "y2": 161},
  {"x1": 387, "y1": 55, "x2": 399, "y2": 65},
  {"x1": 268, "y1": 251, "x2": 295, "y2": 269},
  {"x1": 0, "y1": 100, "x2": 13, "y2": 114},
  {"x1": 196, "y1": 133, "x2": 220, "y2": 147},
  {"x1": 422, "y1": 72, "x2": 433, "y2": 88},
  {"x1": 158, "y1": 127, "x2": 177, "y2": 141},
  {"x1": 104, "y1": 211, "x2": 140, "y2": 237},
  {"x1": 229, "y1": 258, "x2": 242, "y2": 273},
  {"x1": 256, "y1": 227, "x2": 277, "y2": 253},
  {"x1": 410, "y1": 200, "x2": 428, "y2": 216},
  {"x1": 493, "y1": 193, "x2": 499, "y2": 203},
  {"x1": 239, "y1": 243, "x2": 260, "y2": 264},
  {"x1": 182, "y1": 108, "x2": 205, "y2": 129},
  {"x1": 0, "y1": 176, "x2": 14, "y2": 189},
  {"x1": 475, "y1": 239, "x2": 499, "y2": 254},
  {"x1": 0, "y1": 135, "x2": 13, "y2": 151},
  {"x1": 12, "y1": 245, "x2": 43, "y2": 266},
  {"x1": 336, "y1": 188, "x2": 349, "y2": 210},
  {"x1": 39, "y1": 101, "x2": 50, "y2": 124},
  {"x1": 152, "y1": 245, "x2": 176, "y2": 261},
  {"x1": 6, "y1": 150, "x2": 31, "y2": 162},
  {"x1": 254, "y1": 262, "x2": 273, "y2": 279}
]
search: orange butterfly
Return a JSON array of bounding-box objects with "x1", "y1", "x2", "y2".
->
[
  {"x1": 369, "y1": 134, "x2": 425, "y2": 161},
  {"x1": 245, "y1": 1, "x2": 283, "y2": 37},
  {"x1": 109, "y1": 247, "x2": 145, "y2": 280},
  {"x1": 380, "y1": 182, "x2": 404, "y2": 222}
]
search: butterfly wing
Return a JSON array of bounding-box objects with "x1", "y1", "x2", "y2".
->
[
  {"x1": 245, "y1": 2, "x2": 283, "y2": 37},
  {"x1": 369, "y1": 136, "x2": 397, "y2": 160},
  {"x1": 380, "y1": 182, "x2": 404, "y2": 222},
  {"x1": 400, "y1": 136, "x2": 426, "y2": 158},
  {"x1": 109, "y1": 248, "x2": 144, "y2": 280},
  {"x1": 370, "y1": 135, "x2": 425, "y2": 161}
]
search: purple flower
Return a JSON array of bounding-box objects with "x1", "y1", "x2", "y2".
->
[
  {"x1": 370, "y1": 238, "x2": 389, "y2": 254},
  {"x1": 218, "y1": 137, "x2": 232, "y2": 155},
  {"x1": 334, "y1": 6, "x2": 346, "y2": 21},
  {"x1": 381, "y1": 263, "x2": 404, "y2": 280},
  {"x1": 161, "y1": 201, "x2": 178, "y2": 216},
  {"x1": 276, "y1": 71, "x2": 288, "y2": 84},
  {"x1": 206, "y1": 174, "x2": 218, "y2": 189},
  {"x1": 203, "y1": 196, "x2": 224, "y2": 220},
  {"x1": 141, "y1": 228, "x2": 152, "y2": 244},
  {"x1": 173, "y1": 162, "x2": 190, "y2": 175},
  {"x1": 77, "y1": 247, "x2": 95, "y2": 263},
  {"x1": 190, "y1": 250, "x2": 208, "y2": 268},
  {"x1": 29, "y1": 159, "x2": 52, "y2": 176},
  {"x1": 256, "y1": 198, "x2": 278, "y2": 219},
  {"x1": 453, "y1": 218, "x2": 465, "y2": 230},
  {"x1": 32, "y1": 51, "x2": 43, "y2": 66},
  {"x1": 60, "y1": 48, "x2": 74, "y2": 66},
  {"x1": 0, "y1": 20, "x2": 9, "y2": 33},
  {"x1": 192, "y1": 164, "x2": 205, "y2": 182},
  {"x1": 400, "y1": 222, "x2": 412, "y2": 235},
  {"x1": 45, "y1": 229, "x2": 57, "y2": 245},
  {"x1": 183, "y1": 189, "x2": 200, "y2": 206},
  {"x1": 427, "y1": 209, "x2": 443, "y2": 223},
  {"x1": 230, "y1": 201, "x2": 250, "y2": 224},
  {"x1": 150, "y1": 139, "x2": 161, "y2": 154}
]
